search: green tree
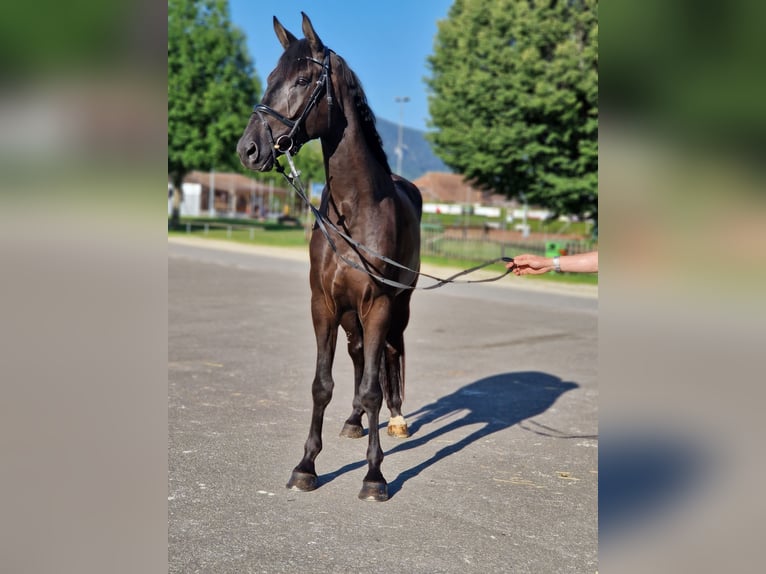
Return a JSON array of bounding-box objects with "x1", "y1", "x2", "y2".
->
[
  {"x1": 168, "y1": 0, "x2": 261, "y2": 227},
  {"x1": 252, "y1": 139, "x2": 325, "y2": 188},
  {"x1": 293, "y1": 140, "x2": 326, "y2": 188},
  {"x1": 426, "y1": 0, "x2": 598, "y2": 220}
]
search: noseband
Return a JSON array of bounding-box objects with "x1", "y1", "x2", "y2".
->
[{"x1": 252, "y1": 47, "x2": 333, "y2": 156}]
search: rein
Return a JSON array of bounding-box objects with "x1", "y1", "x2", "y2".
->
[
  {"x1": 254, "y1": 46, "x2": 512, "y2": 290},
  {"x1": 275, "y1": 151, "x2": 514, "y2": 291}
]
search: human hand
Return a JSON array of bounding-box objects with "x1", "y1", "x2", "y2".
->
[{"x1": 506, "y1": 254, "x2": 554, "y2": 275}]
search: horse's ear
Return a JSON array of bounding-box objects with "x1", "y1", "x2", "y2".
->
[
  {"x1": 273, "y1": 16, "x2": 297, "y2": 50},
  {"x1": 301, "y1": 12, "x2": 324, "y2": 52}
]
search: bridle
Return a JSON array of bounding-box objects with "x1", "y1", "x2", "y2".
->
[{"x1": 251, "y1": 47, "x2": 333, "y2": 157}]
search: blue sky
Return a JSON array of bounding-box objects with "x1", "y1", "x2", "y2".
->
[{"x1": 229, "y1": 0, "x2": 454, "y2": 132}]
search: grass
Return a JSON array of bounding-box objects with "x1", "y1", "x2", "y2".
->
[
  {"x1": 170, "y1": 218, "x2": 597, "y2": 285},
  {"x1": 169, "y1": 218, "x2": 310, "y2": 248}
]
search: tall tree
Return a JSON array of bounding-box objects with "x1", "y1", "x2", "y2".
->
[
  {"x1": 426, "y1": 0, "x2": 598, "y2": 220},
  {"x1": 168, "y1": 0, "x2": 260, "y2": 226}
]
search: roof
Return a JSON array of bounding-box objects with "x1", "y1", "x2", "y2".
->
[
  {"x1": 412, "y1": 171, "x2": 513, "y2": 205},
  {"x1": 183, "y1": 171, "x2": 287, "y2": 195},
  {"x1": 413, "y1": 172, "x2": 477, "y2": 203}
]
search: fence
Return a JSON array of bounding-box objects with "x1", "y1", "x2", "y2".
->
[
  {"x1": 173, "y1": 218, "x2": 595, "y2": 263},
  {"x1": 420, "y1": 226, "x2": 595, "y2": 262}
]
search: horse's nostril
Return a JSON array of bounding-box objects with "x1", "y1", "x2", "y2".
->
[{"x1": 246, "y1": 141, "x2": 258, "y2": 158}]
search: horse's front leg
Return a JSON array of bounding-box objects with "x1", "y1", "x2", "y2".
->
[
  {"x1": 357, "y1": 296, "x2": 392, "y2": 501},
  {"x1": 286, "y1": 302, "x2": 338, "y2": 492}
]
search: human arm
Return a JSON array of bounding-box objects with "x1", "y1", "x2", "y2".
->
[{"x1": 506, "y1": 251, "x2": 598, "y2": 275}]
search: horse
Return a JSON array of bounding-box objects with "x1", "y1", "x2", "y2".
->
[{"x1": 236, "y1": 12, "x2": 422, "y2": 501}]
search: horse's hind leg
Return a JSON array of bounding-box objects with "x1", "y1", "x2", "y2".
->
[
  {"x1": 382, "y1": 338, "x2": 409, "y2": 438},
  {"x1": 357, "y1": 298, "x2": 392, "y2": 501},
  {"x1": 339, "y1": 311, "x2": 365, "y2": 438},
  {"x1": 286, "y1": 302, "x2": 338, "y2": 492},
  {"x1": 383, "y1": 293, "x2": 412, "y2": 438}
]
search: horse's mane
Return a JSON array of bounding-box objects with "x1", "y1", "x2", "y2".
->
[
  {"x1": 279, "y1": 41, "x2": 391, "y2": 174},
  {"x1": 333, "y1": 52, "x2": 391, "y2": 174}
]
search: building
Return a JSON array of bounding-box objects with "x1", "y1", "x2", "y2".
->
[
  {"x1": 413, "y1": 172, "x2": 514, "y2": 207},
  {"x1": 414, "y1": 172, "x2": 481, "y2": 204},
  {"x1": 168, "y1": 171, "x2": 293, "y2": 218},
  {"x1": 412, "y1": 171, "x2": 562, "y2": 234}
]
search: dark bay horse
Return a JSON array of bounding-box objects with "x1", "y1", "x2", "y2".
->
[{"x1": 236, "y1": 13, "x2": 422, "y2": 501}]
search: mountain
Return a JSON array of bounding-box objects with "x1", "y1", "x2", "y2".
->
[{"x1": 375, "y1": 117, "x2": 450, "y2": 181}]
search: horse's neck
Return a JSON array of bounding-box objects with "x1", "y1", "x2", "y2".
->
[{"x1": 321, "y1": 117, "x2": 390, "y2": 214}]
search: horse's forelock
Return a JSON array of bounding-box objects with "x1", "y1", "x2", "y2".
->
[{"x1": 271, "y1": 40, "x2": 313, "y2": 83}]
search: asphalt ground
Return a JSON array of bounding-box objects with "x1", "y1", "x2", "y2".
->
[{"x1": 169, "y1": 237, "x2": 598, "y2": 573}]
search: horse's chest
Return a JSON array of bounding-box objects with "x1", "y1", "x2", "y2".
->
[
  {"x1": 318, "y1": 265, "x2": 381, "y2": 317},
  {"x1": 328, "y1": 268, "x2": 371, "y2": 301}
]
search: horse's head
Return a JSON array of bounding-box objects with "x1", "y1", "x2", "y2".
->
[{"x1": 237, "y1": 12, "x2": 334, "y2": 172}]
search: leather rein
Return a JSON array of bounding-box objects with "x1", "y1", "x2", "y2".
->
[
  {"x1": 253, "y1": 48, "x2": 513, "y2": 291},
  {"x1": 277, "y1": 151, "x2": 513, "y2": 291}
]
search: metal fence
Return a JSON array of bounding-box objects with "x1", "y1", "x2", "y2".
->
[
  {"x1": 421, "y1": 227, "x2": 596, "y2": 262},
  {"x1": 174, "y1": 219, "x2": 595, "y2": 263},
  {"x1": 174, "y1": 218, "x2": 307, "y2": 236}
]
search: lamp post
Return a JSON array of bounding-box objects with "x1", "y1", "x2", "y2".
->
[
  {"x1": 208, "y1": 168, "x2": 216, "y2": 216},
  {"x1": 394, "y1": 96, "x2": 410, "y2": 175}
]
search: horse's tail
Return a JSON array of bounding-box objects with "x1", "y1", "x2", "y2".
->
[
  {"x1": 400, "y1": 341, "x2": 406, "y2": 402},
  {"x1": 380, "y1": 338, "x2": 405, "y2": 403}
]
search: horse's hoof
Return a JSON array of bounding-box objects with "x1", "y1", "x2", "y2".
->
[
  {"x1": 339, "y1": 423, "x2": 364, "y2": 438},
  {"x1": 286, "y1": 471, "x2": 317, "y2": 492},
  {"x1": 358, "y1": 481, "x2": 388, "y2": 502},
  {"x1": 387, "y1": 423, "x2": 410, "y2": 438}
]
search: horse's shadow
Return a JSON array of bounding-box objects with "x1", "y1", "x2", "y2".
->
[{"x1": 318, "y1": 371, "x2": 584, "y2": 498}]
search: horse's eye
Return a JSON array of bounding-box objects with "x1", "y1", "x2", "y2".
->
[{"x1": 296, "y1": 77, "x2": 310, "y2": 87}]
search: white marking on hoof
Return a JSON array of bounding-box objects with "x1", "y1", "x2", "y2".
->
[
  {"x1": 388, "y1": 415, "x2": 406, "y2": 427},
  {"x1": 387, "y1": 415, "x2": 410, "y2": 438}
]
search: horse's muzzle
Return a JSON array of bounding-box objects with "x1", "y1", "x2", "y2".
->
[
  {"x1": 237, "y1": 138, "x2": 275, "y2": 172},
  {"x1": 237, "y1": 138, "x2": 258, "y2": 166}
]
